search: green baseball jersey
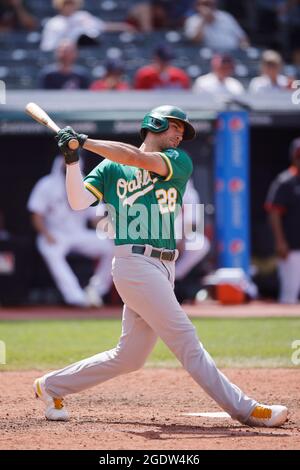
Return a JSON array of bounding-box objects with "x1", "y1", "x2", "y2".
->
[{"x1": 84, "y1": 148, "x2": 193, "y2": 249}]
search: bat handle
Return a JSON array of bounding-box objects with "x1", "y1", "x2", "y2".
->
[{"x1": 68, "y1": 138, "x2": 79, "y2": 150}]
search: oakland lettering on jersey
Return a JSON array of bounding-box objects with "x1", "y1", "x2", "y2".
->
[
  {"x1": 84, "y1": 146, "x2": 194, "y2": 249},
  {"x1": 116, "y1": 169, "x2": 158, "y2": 206}
]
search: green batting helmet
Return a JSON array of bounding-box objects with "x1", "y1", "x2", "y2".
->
[{"x1": 140, "y1": 105, "x2": 196, "y2": 141}]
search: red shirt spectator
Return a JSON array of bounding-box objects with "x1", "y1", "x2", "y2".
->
[
  {"x1": 134, "y1": 44, "x2": 190, "y2": 90},
  {"x1": 90, "y1": 59, "x2": 130, "y2": 91},
  {"x1": 90, "y1": 80, "x2": 129, "y2": 91}
]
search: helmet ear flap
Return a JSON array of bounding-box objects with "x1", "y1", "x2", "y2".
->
[
  {"x1": 140, "y1": 113, "x2": 169, "y2": 139},
  {"x1": 149, "y1": 115, "x2": 169, "y2": 131}
]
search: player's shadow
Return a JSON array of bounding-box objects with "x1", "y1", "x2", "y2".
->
[{"x1": 103, "y1": 420, "x2": 290, "y2": 441}]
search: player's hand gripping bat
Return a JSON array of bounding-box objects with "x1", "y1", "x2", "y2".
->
[{"x1": 25, "y1": 102, "x2": 79, "y2": 150}]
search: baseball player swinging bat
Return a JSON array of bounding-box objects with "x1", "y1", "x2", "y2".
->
[{"x1": 25, "y1": 102, "x2": 79, "y2": 150}]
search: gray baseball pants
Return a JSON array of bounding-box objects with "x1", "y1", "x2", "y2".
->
[{"x1": 44, "y1": 244, "x2": 257, "y2": 423}]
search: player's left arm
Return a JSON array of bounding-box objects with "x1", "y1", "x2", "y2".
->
[
  {"x1": 56, "y1": 127, "x2": 168, "y2": 177},
  {"x1": 83, "y1": 139, "x2": 168, "y2": 177}
]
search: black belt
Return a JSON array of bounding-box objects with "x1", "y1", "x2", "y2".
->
[{"x1": 132, "y1": 245, "x2": 176, "y2": 262}]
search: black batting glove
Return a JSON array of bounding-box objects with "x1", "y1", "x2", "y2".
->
[
  {"x1": 56, "y1": 130, "x2": 79, "y2": 165},
  {"x1": 55, "y1": 127, "x2": 88, "y2": 164},
  {"x1": 56, "y1": 126, "x2": 88, "y2": 148},
  {"x1": 59, "y1": 142, "x2": 80, "y2": 165},
  {"x1": 76, "y1": 132, "x2": 88, "y2": 147},
  {"x1": 57, "y1": 126, "x2": 76, "y2": 137},
  {"x1": 62, "y1": 147, "x2": 80, "y2": 165}
]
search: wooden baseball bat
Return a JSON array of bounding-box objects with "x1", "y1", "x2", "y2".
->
[{"x1": 25, "y1": 102, "x2": 79, "y2": 150}]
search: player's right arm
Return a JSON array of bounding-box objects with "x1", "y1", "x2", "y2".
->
[
  {"x1": 54, "y1": 132, "x2": 106, "y2": 211},
  {"x1": 65, "y1": 162, "x2": 97, "y2": 210}
]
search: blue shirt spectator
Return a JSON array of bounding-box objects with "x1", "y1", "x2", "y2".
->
[{"x1": 38, "y1": 39, "x2": 90, "y2": 89}]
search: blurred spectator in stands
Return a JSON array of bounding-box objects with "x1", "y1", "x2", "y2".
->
[
  {"x1": 184, "y1": 0, "x2": 249, "y2": 51},
  {"x1": 134, "y1": 44, "x2": 190, "y2": 90},
  {"x1": 127, "y1": 0, "x2": 195, "y2": 32},
  {"x1": 27, "y1": 155, "x2": 113, "y2": 307},
  {"x1": 38, "y1": 39, "x2": 90, "y2": 90},
  {"x1": 0, "y1": 0, "x2": 37, "y2": 32},
  {"x1": 248, "y1": 50, "x2": 291, "y2": 93},
  {"x1": 90, "y1": 59, "x2": 130, "y2": 91},
  {"x1": 265, "y1": 138, "x2": 300, "y2": 304},
  {"x1": 40, "y1": 0, "x2": 134, "y2": 52},
  {"x1": 193, "y1": 53, "x2": 244, "y2": 96}
]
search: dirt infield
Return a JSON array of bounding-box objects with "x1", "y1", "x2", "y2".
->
[{"x1": 0, "y1": 368, "x2": 299, "y2": 450}]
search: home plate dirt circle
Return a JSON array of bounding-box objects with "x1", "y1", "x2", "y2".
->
[{"x1": 0, "y1": 368, "x2": 299, "y2": 450}]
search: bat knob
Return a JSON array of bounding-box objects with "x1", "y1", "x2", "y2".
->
[{"x1": 68, "y1": 139, "x2": 79, "y2": 150}]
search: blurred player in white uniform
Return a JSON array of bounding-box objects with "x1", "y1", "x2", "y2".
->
[
  {"x1": 175, "y1": 179, "x2": 210, "y2": 283},
  {"x1": 27, "y1": 155, "x2": 113, "y2": 307}
]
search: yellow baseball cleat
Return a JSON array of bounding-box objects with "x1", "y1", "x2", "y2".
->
[
  {"x1": 245, "y1": 404, "x2": 288, "y2": 427},
  {"x1": 33, "y1": 377, "x2": 69, "y2": 421}
]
